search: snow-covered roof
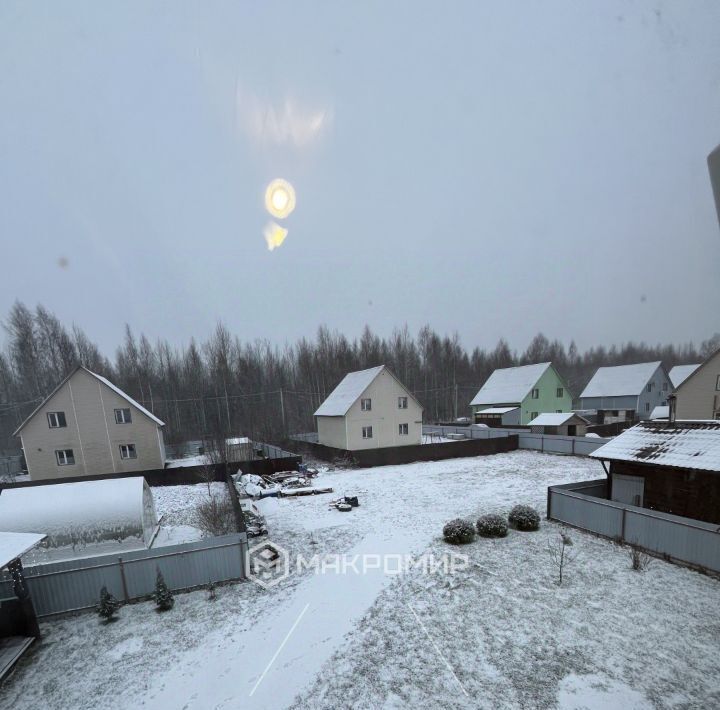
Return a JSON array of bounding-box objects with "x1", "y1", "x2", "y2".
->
[
  {"x1": 590, "y1": 421, "x2": 720, "y2": 472},
  {"x1": 0, "y1": 531, "x2": 47, "y2": 568},
  {"x1": 226, "y1": 437, "x2": 251, "y2": 445},
  {"x1": 669, "y1": 364, "x2": 701, "y2": 389},
  {"x1": 314, "y1": 366, "x2": 421, "y2": 417},
  {"x1": 13, "y1": 365, "x2": 164, "y2": 435},
  {"x1": 470, "y1": 363, "x2": 552, "y2": 407},
  {"x1": 528, "y1": 412, "x2": 588, "y2": 426},
  {"x1": 579, "y1": 362, "x2": 662, "y2": 399},
  {"x1": 477, "y1": 406, "x2": 520, "y2": 415},
  {"x1": 87, "y1": 370, "x2": 165, "y2": 427},
  {"x1": 649, "y1": 406, "x2": 669, "y2": 420}
]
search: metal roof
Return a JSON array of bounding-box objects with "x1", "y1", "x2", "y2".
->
[
  {"x1": 0, "y1": 531, "x2": 47, "y2": 569},
  {"x1": 470, "y1": 363, "x2": 552, "y2": 407},
  {"x1": 477, "y1": 407, "x2": 520, "y2": 415},
  {"x1": 590, "y1": 421, "x2": 720, "y2": 472},
  {"x1": 528, "y1": 412, "x2": 588, "y2": 426},
  {"x1": 579, "y1": 361, "x2": 663, "y2": 399},
  {"x1": 669, "y1": 364, "x2": 701, "y2": 389},
  {"x1": 314, "y1": 366, "x2": 422, "y2": 417}
]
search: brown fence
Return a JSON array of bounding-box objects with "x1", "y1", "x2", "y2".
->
[
  {"x1": 0, "y1": 455, "x2": 301, "y2": 490},
  {"x1": 297, "y1": 436, "x2": 518, "y2": 468}
]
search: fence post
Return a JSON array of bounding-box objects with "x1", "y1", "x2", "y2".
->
[
  {"x1": 118, "y1": 557, "x2": 130, "y2": 601},
  {"x1": 620, "y1": 507, "x2": 627, "y2": 543},
  {"x1": 572, "y1": 438, "x2": 575, "y2": 455}
]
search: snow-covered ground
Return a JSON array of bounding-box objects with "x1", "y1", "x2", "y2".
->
[{"x1": 3, "y1": 451, "x2": 719, "y2": 709}]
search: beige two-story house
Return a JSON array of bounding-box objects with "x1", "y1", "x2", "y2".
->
[
  {"x1": 673, "y1": 349, "x2": 720, "y2": 421},
  {"x1": 314, "y1": 365, "x2": 423, "y2": 450},
  {"x1": 14, "y1": 366, "x2": 166, "y2": 481}
]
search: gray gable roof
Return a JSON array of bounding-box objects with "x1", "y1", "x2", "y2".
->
[{"x1": 579, "y1": 362, "x2": 663, "y2": 399}]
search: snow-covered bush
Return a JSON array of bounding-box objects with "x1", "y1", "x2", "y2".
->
[
  {"x1": 97, "y1": 586, "x2": 120, "y2": 622},
  {"x1": 154, "y1": 569, "x2": 174, "y2": 612},
  {"x1": 476, "y1": 514, "x2": 508, "y2": 538},
  {"x1": 442, "y1": 518, "x2": 475, "y2": 545},
  {"x1": 508, "y1": 505, "x2": 540, "y2": 531}
]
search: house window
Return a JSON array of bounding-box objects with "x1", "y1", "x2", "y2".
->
[
  {"x1": 556, "y1": 387, "x2": 563, "y2": 398},
  {"x1": 47, "y1": 411, "x2": 67, "y2": 428},
  {"x1": 645, "y1": 403, "x2": 650, "y2": 412},
  {"x1": 556, "y1": 409, "x2": 562, "y2": 413},
  {"x1": 115, "y1": 408, "x2": 132, "y2": 424},
  {"x1": 361, "y1": 398, "x2": 372, "y2": 411},
  {"x1": 362, "y1": 426, "x2": 373, "y2": 439},
  {"x1": 531, "y1": 389, "x2": 539, "y2": 399},
  {"x1": 716, "y1": 375, "x2": 720, "y2": 391},
  {"x1": 55, "y1": 449, "x2": 75, "y2": 466},
  {"x1": 399, "y1": 423, "x2": 409, "y2": 435},
  {"x1": 531, "y1": 412, "x2": 538, "y2": 420},
  {"x1": 398, "y1": 396, "x2": 408, "y2": 409},
  {"x1": 646, "y1": 383, "x2": 653, "y2": 392},
  {"x1": 119, "y1": 444, "x2": 137, "y2": 459},
  {"x1": 662, "y1": 382, "x2": 668, "y2": 392}
]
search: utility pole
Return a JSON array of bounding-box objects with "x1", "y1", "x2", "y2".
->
[
  {"x1": 454, "y1": 383, "x2": 458, "y2": 421},
  {"x1": 279, "y1": 388, "x2": 286, "y2": 435}
]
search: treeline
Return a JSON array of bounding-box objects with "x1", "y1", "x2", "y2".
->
[{"x1": 1, "y1": 301, "x2": 718, "y2": 451}]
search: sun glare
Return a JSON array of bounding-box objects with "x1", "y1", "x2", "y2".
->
[{"x1": 264, "y1": 178, "x2": 296, "y2": 219}]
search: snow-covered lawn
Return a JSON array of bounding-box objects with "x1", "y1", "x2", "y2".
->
[{"x1": 3, "y1": 451, "x2": 719, "y2": 709}]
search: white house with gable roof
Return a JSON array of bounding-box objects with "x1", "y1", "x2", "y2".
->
[
  {"x1": 13, "y1": 366, "x2": 166, "y2": 481},
  {"x1": 314, "y1": 366, "x2": 423, "y2": 450}
]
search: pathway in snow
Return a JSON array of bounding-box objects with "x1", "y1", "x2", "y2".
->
[{"x1": 146, "y1": 530, "x2": 422, "y2": 709}]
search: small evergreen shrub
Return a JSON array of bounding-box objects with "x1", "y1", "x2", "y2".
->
[
  {"x1": 97, "y1": 586, "x2": 120, "y2": 621},
  {"x1": 508, "y1": 505, "x2": 540, "y2": 531},
  {"x1": 476, "y1": 514, "x2": 509, "y2": 538},
  {"x1": 154, "y1": 569, "x2": 175, "y2": 611},
  {"x1": 442, "y1": 518, "x2": 475, "y2": 545}
]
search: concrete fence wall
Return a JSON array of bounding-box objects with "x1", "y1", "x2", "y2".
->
[
  {"x1": 548, "y1": 480, "x2": 720, "y2": 574},
  {"x1": 0, "y1": 534, "x2": 248, "y2": 618}
]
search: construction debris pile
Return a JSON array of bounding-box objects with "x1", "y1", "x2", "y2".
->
[{"x1": 233, "y1": 470, "x2": 333, "y2": 500}]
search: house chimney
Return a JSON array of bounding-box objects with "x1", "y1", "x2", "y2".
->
[{"x1": 668, "y1": 394, "x2": 677, "y2": 425}]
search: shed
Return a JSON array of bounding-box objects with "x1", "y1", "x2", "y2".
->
[
  {"x1": 474, "y1": 407, "x2": 520, "y2": 427},
  {"x1": 590, "y1": 421, "x2": 720, "y2": 524},
  {"x1": 528, "y1": 412, "x2": 589, "y2": 436},
  {"x1": 0, "y1": 477, "x2": 158, "y2": 556}
]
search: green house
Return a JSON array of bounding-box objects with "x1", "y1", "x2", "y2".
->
[{"x1": 470, "y1": 362, "x2": 573, "y2": 426}]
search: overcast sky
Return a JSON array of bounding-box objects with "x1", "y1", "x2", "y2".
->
[{"x1": 2, "y1": 1, "x2": 719, "y2": 356}]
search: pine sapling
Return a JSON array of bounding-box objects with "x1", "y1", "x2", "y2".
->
[
  {"x1": 97, "y1": 586, "x2": 120, "y2": 622},
  {"x1": 154, "y1": 569, "x2": 175, "y2": 611}
]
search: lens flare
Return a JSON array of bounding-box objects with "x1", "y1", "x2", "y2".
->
[
  {"x1": 264, "y1": 179, "x2": 296, "y2": 219},
  {"x1": 264, "y1": 221, "x2": 288, "y2": 251}
]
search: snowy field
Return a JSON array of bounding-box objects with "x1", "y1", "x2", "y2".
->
[{"x1": 2, "y1": 451, "x2": 720, "y2": 709}]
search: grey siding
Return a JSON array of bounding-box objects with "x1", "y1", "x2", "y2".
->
[{"x1": 675, "y1": 350, "x2": 720, "y2": 420}]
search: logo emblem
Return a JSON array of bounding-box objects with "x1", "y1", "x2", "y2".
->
[{"x1": 247, "y1": 540, "x2": 290, "y2": 589}]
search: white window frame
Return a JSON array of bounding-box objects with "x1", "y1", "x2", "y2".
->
[
  {"x1": 47, "y1": 411, "x2": 66, "y2": 428},
  {"x1": 716, "y1": 375, "x2": 720, "y2": 391},
  {"x1": 115, "y1": 408, "x2": 132, "y2": 424},
  {"x1": 399, "y1": 423, "x2": 409, "y2": 435},
  {"x1": 556, "y1": 387, "x2": 563, "y2": 398},
  {"x1": 531, "y1": 389, "x2": 539, "y2": 399},
  {"x1": 556, "y1": 409, "x2": 562, "y2": 413},
  {"x1": 531, "y1": 412, "x2": 539, "y2": 420},
  {"x1": 645, "y1": 402, "x2": 650, "y2": 412},
  {"x1": 362, "y1": 426, "x2": 373, "y2": 439},
  {"x1": 119, "y1": 443, "x2": 137, "y2": 460},
  {"x1": 398, "y1": 396, "x2": 408, "y2": 409},
  {"x1": 647, "y1": 383, "x2": 653, "y2": 392},
  {"x1": 361, "y1": 398, "x2": 372, "y2": 411},
  {"x1": 55, "y1": 449, "x2": 74, "y2": 466}
]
